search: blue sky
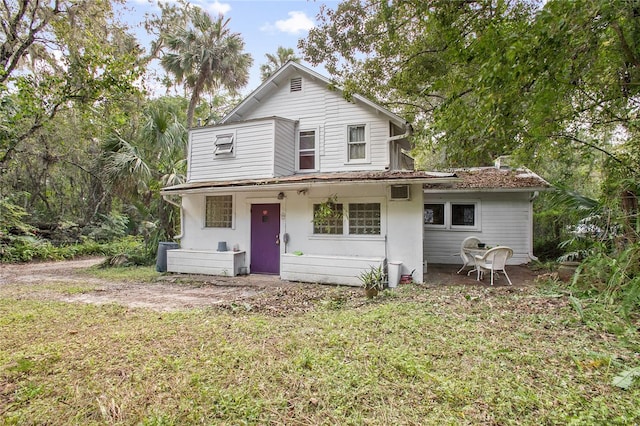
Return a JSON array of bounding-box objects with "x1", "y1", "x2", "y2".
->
[{"x1": 121, "y1": 0, "x2": 337, "y2": 94}]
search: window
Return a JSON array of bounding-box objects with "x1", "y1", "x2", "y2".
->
[
  {"x1": 348, "y1": 203, "x2": 381, "y2": 235},
  {"x1": 452, "y1": 204, "x2": 476, "y2": 227},
  {"x1": 205, "y1": 195, "x2": 233, "y2": 228},
  {"x1": 313, "y1": 203, "x2": 343, "y2": 234},
  {"x1": 312, "y1": 200, "x2": 382, "y2": 236},
  {"x1": 214, "y1": 133, "x2": 234, "y2": 155},
  {"x1": 347, "y1": 124, "x2": 367, "y2": 161},
  {"x1": 298, "y1": 130, "x2": 316, "y2": 170},
  {"x1": 424, "y1": 201, "x2": 479, "y2": 229},
  {"x1": 290, "y1": 77, "x2": 302, "y2": 92},
  {"x1": 424, "y1": 203, "x2": 445, "y2": 225}
]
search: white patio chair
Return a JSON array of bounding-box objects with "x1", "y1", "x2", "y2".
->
[
  {"x1": 457, "y1": 236, "x2": 481, "y2": 274},
  {"x1": 475, "y1": 246, "x2": 513, "y2": 285}
]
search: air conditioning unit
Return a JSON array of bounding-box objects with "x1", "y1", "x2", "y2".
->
[{"x1": 390, "y1": 184, "x2": 410, "y2": 201}]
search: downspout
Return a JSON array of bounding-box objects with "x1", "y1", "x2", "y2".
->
[
  {"x1": 386, "y1": 122, "x2": 414, "y2": 170},
  {"x1": 528, "y1": 191, "x2": 539, "y2": 261},
  {"x1": 162, "y1": 194, "x2": 184, "y2": 240}
]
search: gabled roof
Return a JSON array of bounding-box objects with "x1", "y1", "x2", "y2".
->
[
  {"x1": 422, "y1": 167, "x2": 551, "y2": 192},
  {"x1": 220, "y1": 61, "x2": 409, "y2": 127}
]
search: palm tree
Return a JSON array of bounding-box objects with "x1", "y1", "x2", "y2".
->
[
  {"x1": 260, "y1": 46, "x2": 300, "y2": 81},
  {"x1": 161, "y1": 8, "x2": 252, "y2": 128},
  {"x1": 101, "y1": 98, "x2": 188, "y2": 241}
]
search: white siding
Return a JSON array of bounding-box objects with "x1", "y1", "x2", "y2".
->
[
  {"x1": 176, "y1": 183, "x2": 425, "y2": 284},
  {"x1": 188, "y1": 120, "x2": 276, "y2": 182},
  {"x1": 239, "y1": 76, "x2": 391, "y2": 173},
  {"x1": 167, "y1": 249, "x2": 246, "y2": 276},
  {"x1": 281, "y1": 254, "x2": 384, "y2": 286},
  {"x1": 423, "y1": 192, "x2": 534, "y2": 265}
]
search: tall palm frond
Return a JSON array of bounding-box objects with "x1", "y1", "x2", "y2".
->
[
  {"x1": 260, "y1": 46, "x2": 300, "y2": 81},
  {"x1": 160, "y1": 8, "x2": 252, "y2": 127}
]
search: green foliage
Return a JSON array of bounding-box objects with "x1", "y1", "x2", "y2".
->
[
  {"x1": 158, "y1": 4, "x2": 253, "y2": 127},
  {"x1": 0, "y1": 236, "x2": 149, "y2": 264},
  {"x1": 1, "y1": 287, "x2": 638, "y2": 423},
  {"x1": 0, "y1": 197, "x2": 33, "y2": 235},
  {"x1": 85, "y1": 212, "x2": 130, "y2": 242},
  {"x1": 613, "y1": 367, "x2": 640, "y2": 390},
  {"x1": 301, "y1": 0, "x2": 640, "y2": 179},
  {"x1": 260, "y1": 46, "x2": 301, "y2": 80},
  {"x1": 570, "y1": 243, "x2": 640, "y2": 317},
  {"x1": 358, "y1": 264, "x2": 385, "y2": 290}
]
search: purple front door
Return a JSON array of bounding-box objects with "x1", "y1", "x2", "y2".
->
[{"x1": 250, "y1": 203, "x2": 281, "y2": 274}]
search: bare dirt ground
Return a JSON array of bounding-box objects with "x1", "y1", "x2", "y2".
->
[{"x1": 0, "y1": 258, "x2": 542, "y2": 313}]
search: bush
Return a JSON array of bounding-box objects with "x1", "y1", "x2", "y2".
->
[
  {"x1": 0, "y1": 235, "x2": 152, "y2": 265},
  {"x1": 569, "y1": 242, "x2": 640, "y2": 318}
]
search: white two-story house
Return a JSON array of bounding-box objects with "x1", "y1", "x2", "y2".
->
[{"x1": 160, "y1": 62, "x2": 549, "y2": 285}]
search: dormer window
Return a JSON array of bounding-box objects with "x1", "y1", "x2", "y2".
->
[
  {"x1": 214, "y1": 133, "x2": 234, "y2": 155},
  {"x1": 290, "y1": 77, "x2": 302, "y2": 92}
]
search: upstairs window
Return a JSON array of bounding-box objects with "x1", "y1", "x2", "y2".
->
[
  {"x1": 347, "y1": 124, "x2": 367, "y2": 162},
  {"x1": 214, "y1": 133, "x2": 234, "y2": 155},
  {"x1": 290, "y1": 77, "x2": 302, "y2": 92},
  {"x1": 298, "y1": 130, "x2": 316, "y2": 170},
  {"x1": 205, "y1": 195, "x2": 233, "y2": 228}
]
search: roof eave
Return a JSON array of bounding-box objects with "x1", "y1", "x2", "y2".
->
[{"x1": 161, "y1": 176, "x2": 458, "y2": 196}]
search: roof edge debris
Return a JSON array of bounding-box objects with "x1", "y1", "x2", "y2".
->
[{"x1": 161, "y1": 170, "x2": 457, "y2": 194}]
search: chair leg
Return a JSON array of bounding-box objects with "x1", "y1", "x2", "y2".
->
[
  {"x1": 503, "y1": 269, "x2": 512, "y2": 285},
  {"x1": 490, "y1": 269, "x2": 495, "y2": 285},
  {"x1": 457, "y1": 265, "x2": 466, "y2": 274}
]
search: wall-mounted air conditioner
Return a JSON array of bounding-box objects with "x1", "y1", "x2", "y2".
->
[{"x1": 390, "y1": 184, "x2": 410, "y2": 201}]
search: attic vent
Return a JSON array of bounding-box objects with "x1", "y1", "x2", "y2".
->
[
  {"x1": 290, "y1": 77, "x2": 302, "y2": 92},
  {"x1": 390, "y1": 185, "x2": 410, "y2": 201}
]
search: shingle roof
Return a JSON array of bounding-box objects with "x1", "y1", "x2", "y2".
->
[{"x1": 422, "y1": 167, "x2": 550, "y2": 191}]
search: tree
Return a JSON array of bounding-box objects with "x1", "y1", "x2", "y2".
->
[
  {"x1": 300, "y1": 0, "x2": 639, "y2": 176},
  {"x1": 260, "y1": 46, "x2": 300, "y2": 80},
  {"x1": 0, "y1": 0, "x2": 146, "y2": 237},
  {"x1": 160, "y1": 6, "x2": 252, "y2": 128},
  {"x1": 100, "y1": 97, "x2": 188, "y2": 243},
  {"x1": 301, "y1": 0, "x2": 640, "y2": 315},
  {"x1": 0, "y1": 0, "x2": 145, "y2": 174}
]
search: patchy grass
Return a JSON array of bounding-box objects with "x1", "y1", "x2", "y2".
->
[
  {"x1": 0, "y1": 282, "x2": 99, "y2": 298},
  {"x1": 0, "y1": 284, "x2": 639, "y2": 425},
  {"x1": 79, "y1": 265, "x2": 161, "y2": 283}
]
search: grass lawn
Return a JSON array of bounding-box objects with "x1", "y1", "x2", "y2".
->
[{"x1": 1, "y1": 280, "x2": 639, "y2": 425}]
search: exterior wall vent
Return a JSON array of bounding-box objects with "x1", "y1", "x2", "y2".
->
[
  {"x1": 290, "y1": 77, "x2": 302, "y2": 92},
  {"x1": 390, "y1": 184, "x2": 410, "y2": 201}
]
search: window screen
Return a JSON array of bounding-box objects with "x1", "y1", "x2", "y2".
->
[
  {"x1": 424, "y1": 203, "x2": 445, "y2": 225},
  {"x1": 452, "y1": 204, "x2": 475, "y2": 226}
]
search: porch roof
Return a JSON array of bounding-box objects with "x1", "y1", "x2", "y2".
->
[
  {"x1": 161, "y1": 170, "x2": 458, "y2": 195},
  {"x1": 422, "y1": 167, "x2": 551, "y2": 192}
]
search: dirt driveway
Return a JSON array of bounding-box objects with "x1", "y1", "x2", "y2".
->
[{"x1": 0, "y1": 258, "x2": 541, "y2": 313}]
